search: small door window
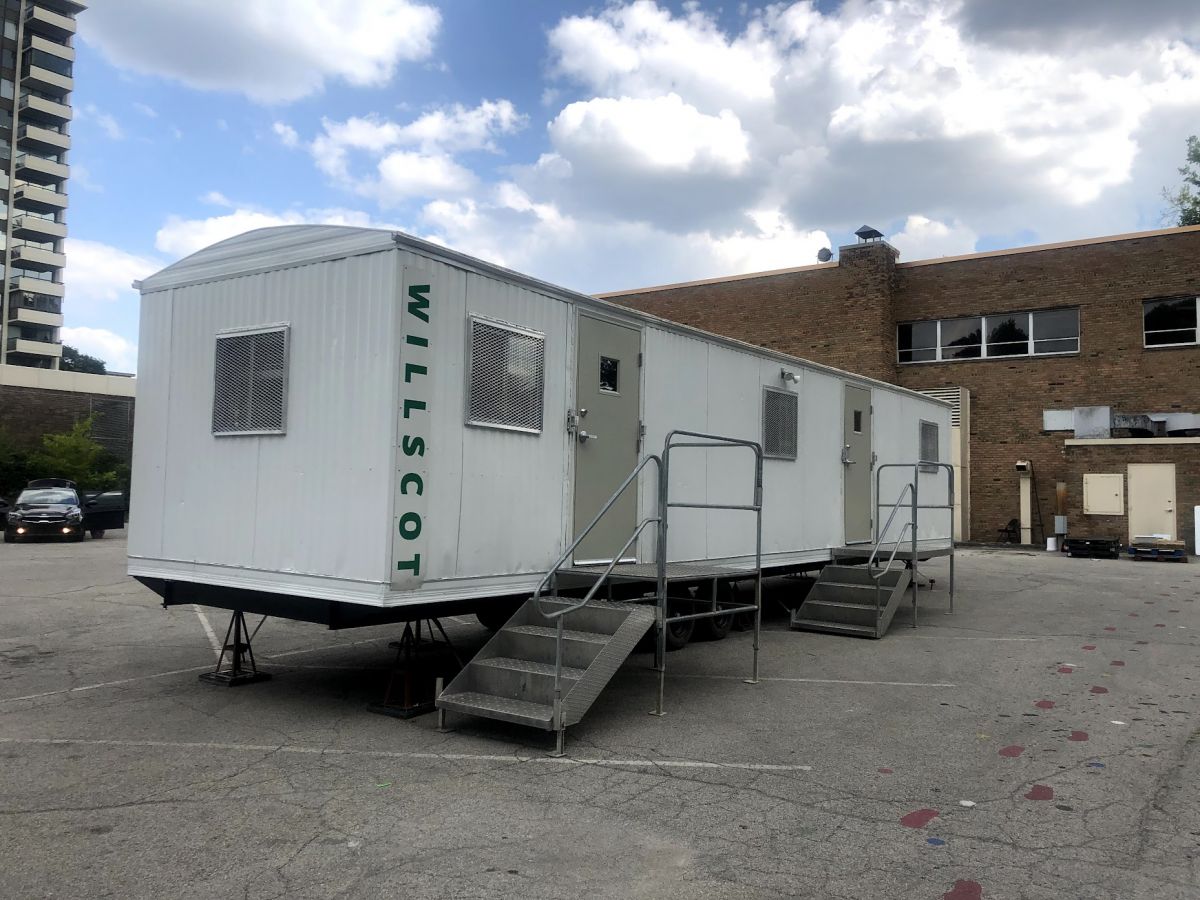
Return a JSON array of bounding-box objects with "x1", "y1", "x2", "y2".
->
[
  {"x1": 599, "y1": 356, "x2": 619, "y2": 393},
  {"x1": 853, "y1": 410, "x2": 863, "y2": 434}
]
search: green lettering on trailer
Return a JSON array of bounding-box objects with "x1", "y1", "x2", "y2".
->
[{"x1": 406, "y1": 284, "x2": 431, "y2": 322}]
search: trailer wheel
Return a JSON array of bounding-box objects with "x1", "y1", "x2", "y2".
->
[
  {"x1": 696, "y1": 581, "x2": 737, "y2": 641},
  {"x1": 662, "y1": 615, "x2": 695, "y2": 651},
  {"x1": 90, "y1": 529, "x2": 106, "y2": 540}
]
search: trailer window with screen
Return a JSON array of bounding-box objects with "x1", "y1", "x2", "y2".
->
[
  {"x1": 919, "y1": 420, "x2": 939, "y2": 472},
  {"x1": 466, "y1": 317, "x2": 546, "y2": 433},
  {"x1": 211, "y1": 325, "x2": 289, "y2": 436},
  {"x1": 762, "y1": 387, "x2": 798, "y2": 460}
]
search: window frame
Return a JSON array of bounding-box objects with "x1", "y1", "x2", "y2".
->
[
  {"x1": 1142, "y1": 296, "x2": 1199, "y2": 349},
  {"x1": 761, "y1": 386, "x2": 799, "y2": 461},
  {"x1": 211, "y1": 323, "x2": 290, "y2": 437},
  {"x1": 898, "y1": 307, "x2": 1079, "y2": 365},
  {"x1": 464, "y1": 314, "x2": 547, "y2": 435}
]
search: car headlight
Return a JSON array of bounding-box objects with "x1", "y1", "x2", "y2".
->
[
  {"x1": 6, "y1": 511, "x2": 21, "y2": 523},
  {"x1": 66, "y1": 509, "x2": 83, "y2": 523}
]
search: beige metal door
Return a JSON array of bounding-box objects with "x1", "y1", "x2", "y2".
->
[
  {"x1": 1127, "y1": 463, "x2": 1176, "y2": 541},
  {"x1": 842, "y1": 384, "x2": 873, "y2": 544},
  {"x1": 573, "y1": 315, "x2": 641, "y2": 563}
]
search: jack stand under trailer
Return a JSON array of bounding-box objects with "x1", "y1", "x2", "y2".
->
[
  {"x1": 199, "y1": 611, "x2": 270, "y2": 687},
  {"x1": 371, "y1": 618, "x2": 463, "y2": 719}
]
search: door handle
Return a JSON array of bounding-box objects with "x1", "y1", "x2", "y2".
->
[
  {"x1": 841, "y1": 444, "x2": 854, "y2": 464},
  {"x1": 578, "y1": 431, "x2": 599, "y2": 443}
]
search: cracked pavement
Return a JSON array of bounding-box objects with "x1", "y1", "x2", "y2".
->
[{"x1": 2, "y1": 537, "x2": 1199, "y2": 898}]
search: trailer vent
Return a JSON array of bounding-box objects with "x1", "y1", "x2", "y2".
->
[
  {"x1": 919, "y1": 420, "x2": 939, "y2": 472},
  {"x1": 467, "y1": 317, "x2": 545, "y2": 434},
  {"x1": 762, "y1": 387, "x2": 798, "y2": 460},
  {"x1": 211, "y1": 325, "x2": 289, "y2": 436}
]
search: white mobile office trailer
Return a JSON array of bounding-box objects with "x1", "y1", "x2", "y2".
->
[{"x1": 128, "y1": 225, "x2": 951, "y2": 632}]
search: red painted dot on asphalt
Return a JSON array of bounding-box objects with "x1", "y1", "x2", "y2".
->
[
  {"x1": 1057, "y1": 666, "x2": 1074, "y2": 674},
  {"x1": 1090, "y1": 686, "x2": 1109, "y2": 694},
  {"x1": 1110, "y1": 660, "x2": 1125, "y2": 667},
  {"x1": 900, "y1": 808, "x2": 939, "y2": 828},
  {"x1": 1081, "y1": 645, "x2": 1096, "y2": 651},
  {"x1": 1104, "y1": 627, "x2": 1117, "y2": 632},
  {"x1": 1025, "y1": 784, "x2": 1054, "y2": 801},
  {"x1": 878, "y1": 768, "x2": 893, "y2": 774},
  {"x1": 943, "y1": 880, "x2": 983, "y2": 900},
  {"x1": 1068, "y1": 731, "x2": 1089, "y2": 742},
  {"x1": 1128, "y1": 613, "x2": 1139, "y2": 618},
  {"x1": 1034, "y1": 700, "x2": 1055, "y2": 709},
  {"x1": 999, "y1": 745, "x2": 1025, "y2": 758}
]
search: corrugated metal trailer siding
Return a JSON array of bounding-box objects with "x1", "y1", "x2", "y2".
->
[
  {"x1": 874, "y1": 392, "x2": 953, "y2": 544},
  {"x1": 386, "y1": 253, "x2": 572, "y2": 599},
  {"x1": 129, "y1": 252, "x2": 399, "y2": 592}
]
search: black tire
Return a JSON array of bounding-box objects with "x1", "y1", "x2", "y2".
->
[
  {"x1": 475, "y1": 598, "x2": 524, "y2": 631},
  {"x1": 696, "y1": 582, "x2": 737, "y2": 641},
  {"x1": 662, "y1": 615, "x2": 695, "y2": 651},
  {"x1": 71, "y1": 531, "x2": 85, "y2": 543},
  {"x1": 90, "y1": 529, "x2": 106, "y2": 539}
]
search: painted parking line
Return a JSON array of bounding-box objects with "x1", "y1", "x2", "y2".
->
[
  {"x1": 0, "y1": 737, "x2": 815, "y2": 773},
  {"x1": 192, "y1": 605, "x2": 222, "y2": 660},
  {"x1": 666, "y1": 674, "x2": 957, "y2": 688}
]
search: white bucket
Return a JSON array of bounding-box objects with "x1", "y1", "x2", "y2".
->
[{"x1": 1046, "y1": 537, "x2": 1058, "y2": 552}]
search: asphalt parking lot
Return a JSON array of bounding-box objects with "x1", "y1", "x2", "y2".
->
[{"x1": 2, "y1": 537, "x2": 1199, "y2": 899}]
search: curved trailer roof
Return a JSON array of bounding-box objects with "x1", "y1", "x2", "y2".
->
[{"x1": 137, "y1": 225, "x2": 949, "y2": 408}]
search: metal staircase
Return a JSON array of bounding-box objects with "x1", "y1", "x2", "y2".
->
[
  {"x1": 791, "y1": 462, "x2": 956, "y2": 639},
  {"x1": 437, "y1": 431, "x2": 764, "y2": 755}
]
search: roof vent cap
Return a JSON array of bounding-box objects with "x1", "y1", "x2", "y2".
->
[{"x1": 854, "y1": 225, "x2": 884, "y2": 243}]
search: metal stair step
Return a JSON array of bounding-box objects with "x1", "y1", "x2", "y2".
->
[
  {"x1": 505, "y1": 624, "x2": 611, "y2": 644},
  {"x1": 804, "y1": 598, "x2": 883, "y2": 612},
  {"x1": 790, "y1": 618, "x2": 879, "y2": 637},
  {"x1": 817, "y1": 581, "x2": 882, "y2": 592},
  {"x1": 474, "y1": 657, "x2": 587, "y2": 680},
  {"x1": 436, "y1": 691, "x2": 554, "y2": 729}
]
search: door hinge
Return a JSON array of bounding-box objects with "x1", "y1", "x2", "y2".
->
[
  {"x1": 637, "y1": 420, "x2": 646, "y2": 452},
  {"x1": 637, "y1": 351, "x2": 643, "y2": 367}
]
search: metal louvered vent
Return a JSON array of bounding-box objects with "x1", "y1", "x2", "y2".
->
[
  {"x1": 919, "y1": 420, "x2": 939, "y2": 472},
  {"x1": 212, "y1": 326, "x2": 289, "y2": 436},
  {"x1": 918, "y1": 387, "x2": 963, "y2": 426},
  {"x1": 762, "y1": 387, "x2": 798, "y2": 460},
  {"x1": 466, "y1": 317, "x2": 545, "y2": 433}
]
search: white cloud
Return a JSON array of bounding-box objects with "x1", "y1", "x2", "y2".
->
[
  {"x1": 80, "y1": 0, "x2": 441, "y2": 104},
  {"x1": 549, "y1": 94, "x2": 749, "y2": 175},
  {"x1": 132, "y1": 101, "x2": 158, "y2": 118},
  {"x1": 888, "y1": 215, "x2": 979, "y2": 260},
  {"x1": 60, "y1": 327, "x2": 138, "y2": 374},
  {"x1": 272, "y1": 121, "x2": 299, "y2": 148},
  {"x1": 63, "y1": 239, "x2": 162, "y2": 306},
  {"x1": 311, "y1": 100, "x2": 524, "y2": 202},
  {"x1": 79, "y1": 103, "x2": 124, "y2": 140}
]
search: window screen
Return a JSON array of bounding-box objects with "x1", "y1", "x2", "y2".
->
[
  {"x1": 466, "y1": 317, "x2": 545, "y2": 433},
  {"x1": 762, "y1": 387, "x2": 798, "y2": 460},
  {"x1": 919, "y1": 420, "x2": 939, "y2": 472},
  {"x1": 212, "y1": 326, "x2": 289, "y2": 436}
]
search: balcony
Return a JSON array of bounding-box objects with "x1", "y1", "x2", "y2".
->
[
  {"x1": 24, "y1": 33, "x2": 75, "y2": 63},
  {"x1": 13, "y1": 183, "x2": 68, "y2": 213},
  {"x1": 12, "y1": 214, "x2": 67, "y2": 241},
  {"x1": 6, "y1": 336, "x2": 63, "y2": 358},
  {"x1": 17, "y1": 123, "x2": 70, "y2": 155},
  {"x1": 22, "y1": 63, "x2": 73, "y2": 96},
  {"x1": 15, "y1": 153, "x2": 69, "y2": 185},
  {"x1": 10, "y1": 244, "x2": 66, "y2": 272},
  {"x1": 24, "y1": 5, "x2": 77, "y2": 40},
  {"x1": 10, "y1": 275, "x2": 65, "y2": 297},
  {"x1": 7, "y1": 302, "x2": 62, "y2": 328},
  {"x1": 19, "y1": 93, "x2": 72, "y2": 126}
]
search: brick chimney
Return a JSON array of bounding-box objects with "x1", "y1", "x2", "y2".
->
[{"x1": 835, "y1": 226, "x2": 900, "y2": 381}]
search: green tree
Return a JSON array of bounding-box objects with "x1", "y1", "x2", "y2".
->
[
  {"x1": 60, "y1": 345, "x2": 107, "y2": 375},
  {"x1": 0, "y1": 430, "x2": 34, "y2": 500},
  {"x1": 1163, "y1": 135, "x2": 1200, "y2": 227},
  {"x1": 28, "y1": 416, "x2": 118, "y2": 490}
]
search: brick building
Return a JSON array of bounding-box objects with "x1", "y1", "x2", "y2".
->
[{"x1": 602, "y1": 225, "x2": 1200, "y2": 553}]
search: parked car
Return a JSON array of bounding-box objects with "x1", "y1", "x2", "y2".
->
[{"x1": 3, "y1": 479, "x2": 127, "y2": 543}]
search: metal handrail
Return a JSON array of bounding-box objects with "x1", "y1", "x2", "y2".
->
[
  {"x1": 867, "y1": 482, "x2": 914, "y2": 571},
  {"x1": 531, "y1": 453, "x2": 661, "y2": 618}
]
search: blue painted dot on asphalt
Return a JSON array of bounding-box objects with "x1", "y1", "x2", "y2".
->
[
  {"x1": 927, "y1": 838, "x2": 947, "y2": 846},
  {"x1": 1087, "y1": 762, "x2": 1106, "y2": 768}
]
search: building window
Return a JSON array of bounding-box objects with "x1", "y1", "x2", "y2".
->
[
  {"x1": 919, "y1": 421, "x2": 939, "y2": 473},
  {"x1": 1143, "y1": 297, "x2": 1198, "y2": 348},
  {"x1": 762, "y1": 387, "x2": 798, "y2": 460},
  {"x1": 211, "y1": 325, "x2": 290, "y2": 436},
  {"x1": 466, "y1": 316, "x2": 545, "y2": 433},
  {"x1": 899, "y1": 308, "x2": 1079, "y2": 364}
]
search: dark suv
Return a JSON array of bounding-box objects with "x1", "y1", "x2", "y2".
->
[{"x1": 3, "y1": 479, "x2": 126, "y2": 543}]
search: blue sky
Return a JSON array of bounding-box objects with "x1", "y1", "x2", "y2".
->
[{"x1": 64, "y1": 0, "x2": 1200, "y2": 371}]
